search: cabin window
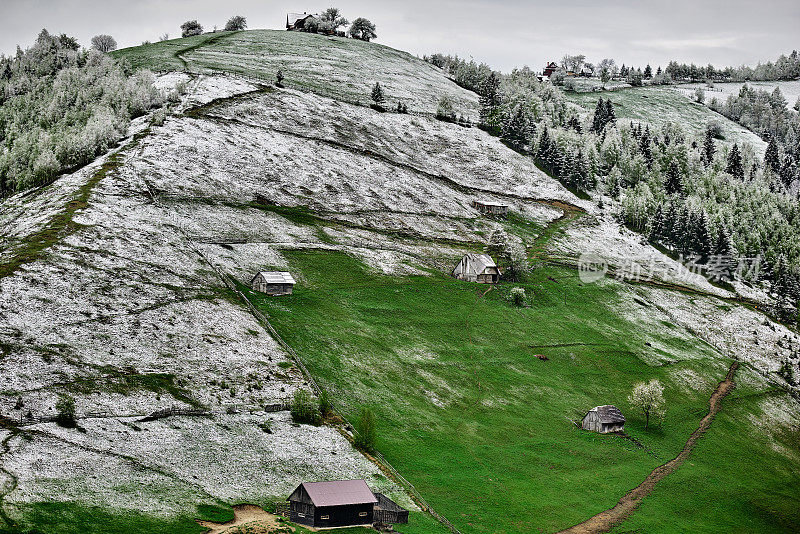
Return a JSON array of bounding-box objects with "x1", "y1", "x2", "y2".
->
[
  {"x1": 359, "y1": 512, "x2": 368, "y2": 517},
  {"x1": 320, "y1": 515, "x2": 329, "y2": 520}
]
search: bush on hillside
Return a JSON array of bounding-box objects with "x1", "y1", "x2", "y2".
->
[
  {"x1": 318, "y1": 389, "x2": 333, "y2": 417},
  {"x1": 353, "y1": 408, "x2": 377, "y2": 453},
  {"x1": 181, "y1": 20, "x2": 203, "y2": 37},
  {"x1": 290, "y1": 389, "x2": 322, "y2": 425},
  {"x1": 55, "y1": 395, "x2": 77, "y2": 428},
  {"x1": 510, "y1": 287, "x2": 526, "y2": 307}
]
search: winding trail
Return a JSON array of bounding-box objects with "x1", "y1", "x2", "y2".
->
[{"x1": 555, "y1": 361, "x2": 739, "y2": 534}]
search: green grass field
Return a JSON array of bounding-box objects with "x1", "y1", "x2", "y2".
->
[
  {"x1": 240, "y1": 248, "x2": 799, "y2": 533},
  {"x1": 563, "y1": 86, "x2": 766, "y2": 153}
]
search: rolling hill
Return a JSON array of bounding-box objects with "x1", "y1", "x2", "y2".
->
[{"x1": 0, "y1": 29, "x2": 798, "y2": 534}]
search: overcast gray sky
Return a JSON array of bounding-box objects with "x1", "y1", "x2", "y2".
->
[{"x1": 1, "y1": 0, "x2": 798, "y2": 71}]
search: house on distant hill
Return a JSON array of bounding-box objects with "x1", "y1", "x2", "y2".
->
[
  {"x1": 582, "y1": 405, "x2": 625, "y2": 433},
  {"x1": 250, "y1": 271, "x2": 296, "y2": 295},
  {"x1": 579, "y1": 66, "x2": 594, "y2": 77},
  {"x1": 286, "y1": 12, "x2": 317, "y2": 30},
  {"x1": 472, "y1": 200, "x2": 508, "y2": 217},
  {"x1": 543, "y1": 61, "x2": 558, "y2": 78},
  {"x1": 452, "y1": 254, "x2": 500, "y2": 284}
]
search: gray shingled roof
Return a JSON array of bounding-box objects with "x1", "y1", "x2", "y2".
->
[
  {"x1": 301, "y1": 479, "x2": 378, "y2": 507},
  {"x1": 287, "y1": 12, "x2": 316, "y2": 24},
  {"x1": 589, "y1": 405, "x2": 625, "y2": 424},
  {"x1": 254, "y1": 271, "x2": 296, "y2": 285}
]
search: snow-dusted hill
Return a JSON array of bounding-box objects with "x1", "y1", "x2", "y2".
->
[{"x1": 1, "y1": 31, "x2": 799, "y2": 533}]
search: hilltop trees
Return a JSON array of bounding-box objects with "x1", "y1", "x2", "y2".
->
[
  {"x1": 348, "y1": 18, "x2": 377, "y2": 41},
  {"x1": 320, "y1": 7, "x2": 349, "y2": 32},
  {"x1": 181, "y1": 20, "x2": 203, "y2": 37},
  {"x1": 90, "y1": 34, "x2": 117, "y2": 52},
  {"x1": 224, "y1": 15, "x2": 247, "y2": 31}
]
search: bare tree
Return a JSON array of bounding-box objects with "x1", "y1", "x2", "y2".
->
[
  {"x1": 158, "y1": 33, "x2": 170, "y2": 42},
  {"x1": 224, "y1": 15, "x2": 247, "y2": 31},
  {"x1": 91, "y1": 34, "x2": 117, "y2": 53}
]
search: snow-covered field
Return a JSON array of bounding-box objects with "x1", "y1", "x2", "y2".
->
[{"x1": 675, "y1": 80, "x2": 800, "y2": 108}]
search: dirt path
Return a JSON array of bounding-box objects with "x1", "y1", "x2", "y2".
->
[
  {"x1": 555, "y1": 361, "x2": 739, "y2": 534},
  {"x1": 196, "y1": 504, "x2": 284, "y2": 534}
]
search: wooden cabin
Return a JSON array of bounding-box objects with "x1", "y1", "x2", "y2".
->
[
  {"x1": 472, "y1": 200, "x2": 508, "y2": 217},
  {"x1": 250, "y1": 271, "x2": 296, "y2": 295},
  {"x1": 543, "y1": 61, "x2": 558, "y2": 78},
  {"x1": 286, "y1": 12, "x2": 316, "y2": 30},
  {"x1": 288, "y1": 480, "x2": 377, "y2": 528},
  {"x1": 582, "y1": 405, "x2": 625, "y2": 433},
  {"x1": 452, "y1": 254, "x2": 500, "y2": 284}
]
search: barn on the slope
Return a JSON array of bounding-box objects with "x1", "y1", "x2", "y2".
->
[
  {"x1": 472, "y1": 200, "x2": 508, "y2": 217},
  {"x1": 452, "y1": 254, "x2": 500, "y2": 284},
  {"x1": 582, "y1": 405, "x2": 625, "y2": 433},
  {"x1": 287, "y1": 479, "x2": 377, "y2": 528},
  {"x1": 250, "y1": 271, "x2": 296, "y2": 295}
]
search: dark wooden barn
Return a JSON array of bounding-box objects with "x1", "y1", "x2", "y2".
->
[
  {"x1": 472, "y1": 200, "x2": 508, "y2": 217},
  {"x1": 543, "y1": 61, "x2": 559, "y2": 78},
  {"x1": 286, "y1": 12, "x2": 316, "y2": 31},
  {"x1": 288, "y1": 479, "x2": 378, "y2": 528}
]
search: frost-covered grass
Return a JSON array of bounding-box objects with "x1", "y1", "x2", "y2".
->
[
  {"x1": 563, "y1": 86, "x2": 767, "y2": 154},
  {"x1": 114, "y1": 29, "x2": 480, "y2": 119},
  {"x1": 242, "y1": 249, "x2": 800, "y2": 533},
  {"x1": 674, "y1": 80, "x2": 800, "y2": 110}
]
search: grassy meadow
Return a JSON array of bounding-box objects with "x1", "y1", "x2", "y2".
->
[{"x1": 239, "y1": 248, "x2": 800, "y2": 533}]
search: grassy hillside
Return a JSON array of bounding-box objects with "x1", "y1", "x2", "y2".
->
[
  {"x1": 244, "y1": 249, "x2": 800, "y2": 533},
  {"x1": 563, "y1": 86, "x2": 766, "y2": 154},
  {"x1": 113, "y1": 29, "x2": 479, "y2": 118}
]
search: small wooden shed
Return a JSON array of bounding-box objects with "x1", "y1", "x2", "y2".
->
[
  {"x1": 472, "y1": 200, "x2": 509, "y2": 217},
  {"x1": 373, "y1": 492, "x2": 409, "y2": 525},
  {"x1": 250, "y1": 271, "x2": 296, "y2": 295},
  {"x1": 452, "y1": 254, "x2": 500, "y2": 284},
  {"x1": 288, "y1": 479, "x2": 378, "y2": 528},
  {"x1": 582, "y1": 405, "x2": 625, "y2": 433}
]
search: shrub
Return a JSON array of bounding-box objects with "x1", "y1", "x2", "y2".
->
[
  {"x1": 276, "y1": 69, "x2": 284, "y2": 87},
  {"x1": 181, "y1": 20, "x2": 203, "y2": 38},
  {"x1": 706, "y1": 121, "x2": 724, "y2": 139},
  {"x1": 371, "y1": 82, "x2": 385, "y2": 109},
  {"x1": 353, "y1": 408, "x2": 377, "y2": 453},
  {"x1": 55, "y1": 395, "x2": 77, "y2": 428},
  {"x1": 290, "y1": 390, "x2": 321, "y2": 425},
  {"x1": 436, "y1": 95, "x2": 455, "y2": 121},
  {"x1": 318, "y1": 389, "x2": 333, "y2": 417},
  {"x1": 510, "y1": 287, "x2": 526, "y2": 306}
]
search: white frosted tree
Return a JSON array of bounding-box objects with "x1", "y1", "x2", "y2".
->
[
  {"x1": 628, "y1": 379, "x2": 666, "y2": 429},
  {"x1": 91, "y1": 34, "x2": 117, "y2": 53}
]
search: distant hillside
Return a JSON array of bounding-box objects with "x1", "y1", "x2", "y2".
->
[{"x1": 113, "y1": 29, "x2": 479, "y2": 118}]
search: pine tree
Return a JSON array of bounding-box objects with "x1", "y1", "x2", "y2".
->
[
  {"x1": 702, "y1": 128, "x2": 716, "y2": 167},
  {"x1": 371, "y1": 82, "x2": 385, "y2": 107},
  {"x1": 663, "y1": 202, "x2": 677, "y2": 246},
  {"x1": 591, "y1": 98, "x2": 607, "y2": 133},
  {"x1": 639, "y1": 126, "x2": 653, "y2": 169},
  {"x1": 502, "y1": 106, "x2": 533, "y2": 150},
  {"x1": 726, "y1": 143, "x2": 744, "y2": 180},
  {"x1": 765, "y1": 136, "x2": 781, "y2": 174},
  {"x1": 644, "y1": 64, "x2": 652, "y2": 78},
  {"x1": 780, "y1": 155, "x2": 797, "y2": 187},
  {"x1": 479, "y1": 71, "x2": 501, "y2": 130},
  {"x1": 694, "y1": 211, "x2": 713, "y2": 258},
  {"x1": 649, "y1": 204, "x2": 665, "y2": 243},
  {"x1": 604, "y1": 98, "x2": 616, "y2": 125},
  {"x1": 664, "y1": 160, "x2": 684, "y2": 195}
]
